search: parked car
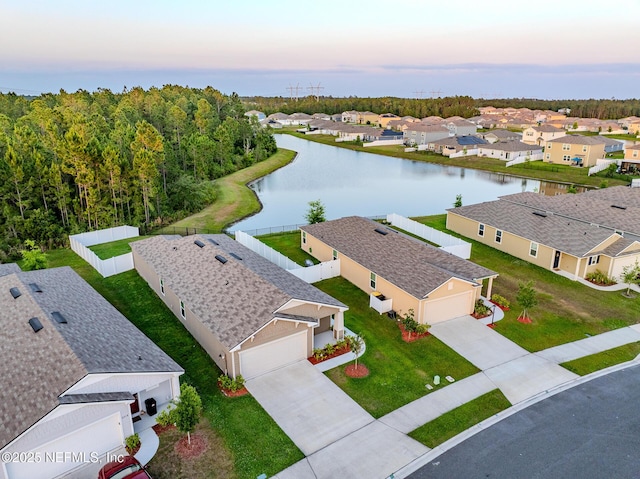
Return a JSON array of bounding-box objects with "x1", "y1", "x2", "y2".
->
[{"x1": 98, "y1": 456, "x2": 152, "y2": 479}]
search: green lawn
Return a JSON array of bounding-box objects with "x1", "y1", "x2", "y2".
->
[
  {"x1": 315, "y1": 277, "x2": 480, "y2": 418},
  {"x1": 409, "y1": 389, "x2": 511, "y2": 448},
  {"x1": 258, "y1": 231, "x2": 318, "y2": 266},
  {"x1": 88, "y1": 235, "x2": 152, "y2": 259},
  {"x1": 46, "y1": 248, "x2": 302, "y2": 479},
  {"x1": 165, "y1": 148, "x2": 296, "y2": 233},
  {"x1": 561, "y1": 342, "x2": 640, "y2": 376},
  {"x1": 413, "y1": 215, "x2": 640, "y2": 352}
]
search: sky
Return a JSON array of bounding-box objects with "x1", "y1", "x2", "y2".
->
[{"x1": 1, "y1": 0, "x2": 639, "y2": 99}]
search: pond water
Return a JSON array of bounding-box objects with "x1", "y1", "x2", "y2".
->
[{"x1": 230, "y1": 135, "x2": 544, "y2": 231}]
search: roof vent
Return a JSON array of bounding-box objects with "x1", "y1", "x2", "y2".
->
[
  {"x1": 374, "y1": 228, "x2": 389, "y2": 236},
  {"x1": 611, "y1": 204, "x2": 627, "y2": 210},
  {"x1": 230, "y1": 252, "x2": 242, "y2": 260},
  {"x1": 10, "y1": 287, "x2": 21, "y2": 299},
  {"x1": 28, "y1": 317, "x2": 43, "y2": 333},
  {"x1": 51, "y1": 311, "x2": 68, "y2": 324},
  {"x1": 194, "y1": 239, "x2": 205, "y2": 248},
  {"x1": 215, "y1": 255, "x2": 228, "y2": 264},
  {"x1": 29, "y1": 283, "x2": 42, "y2": 293},
  {"x1": 207, "y1": 238, "x2": 220, "y2": 246},
  {"x1": 532, "y1": 211, "x2": 547, "y2": 218}
]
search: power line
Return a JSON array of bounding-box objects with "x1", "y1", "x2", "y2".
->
[
  {"x1": 430, "y1": 89, "x2": 443, "y2": 98},
  {"x1": 307, "y1": 82, "x2": 324, "y2": 102},
  {"x1": 413, "y1": 90, "x2": 425, "y2": 99}
]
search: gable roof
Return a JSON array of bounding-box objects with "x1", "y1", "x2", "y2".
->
[
  {"x1": 480, "y1": 140, "x2": 542, "y2": 152},
  {"x1": 301, "y1": 217, "x2": 496, "y2": 299},
  {"x1": 0, "y1": 267, "x2": 182, "y2": 449},
  {"x1": 132, "y1": 235, "x2": 345, "y2": 350},
  {"x1": 531, "y1": 124, "x2": 565, "y2": 133},
  {"x1": 547, "y1": 134, "x2": 606, "y2": 145}
]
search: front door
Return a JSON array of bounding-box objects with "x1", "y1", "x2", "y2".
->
[
  {"x1": 130, "y1": 393, "x2": 140, "y2": 417},
  {"x1": 553, "y1": 251, "x2": 561, "y2": 269}
]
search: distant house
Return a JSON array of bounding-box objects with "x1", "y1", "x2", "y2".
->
[
  {"x1": 627, "y1": 120, "x2": 640, "y2": 135},
  {"x1": 330, "y1": 113, "x2": 343, "y2": 122},
  {"x1": 444, "y1": 119, "x2": 477, "y2": 136},
  {"x1": 342, "y1": 110, "x2": 359, "y2": 123},
  {"x1": 621, "y1": 144, "x2": 640, "y2": 173},
  {"x1": 477, "y1": 129, "x2": 522, "y2": 144},
  {"x1": 356, "y1": 111, "x2": 379, "y2": 125},
  {"x1": 132, "y1": 235, "x2": 347, "y2": 380},
  {"x1": 288, "y1": 112, "x2": 312, "y2": 125},
  {"x1": 447, "y1": 186, "x2": 640, "y2": 281},
  {"x1": 378, "y1": 113, "x2": 400, "y2": 128},
  {"x1": 300, "y1": 217, "x2": 497, "y2": 325},
  {"x1": 429, "y1": 136, "x2": 488, "y2": 156},
  {"x1": 597, "y1": 136, "x2": 624, "y2": 154},
  {"x1": 544, "y1": 134, "x2": 606, "y2": 167},
  {"x1": 259, "y1": 118, "x2": 283, "y2": 129},
  {"x1": 477, "y1": 141, "x2": 543, "y2": 161},
  {"x1": 403, "y1": 124, "x2": 450, "y2": 146},
  {"x1": 266, "y1": 112, "x2": 292, "y2": 125},
  {"x1": 245, "y1": 110, "x2": 266, "y2": 121},
  {"x1": 0, "y1": 266, "x2": 183, "y2": 478},
  {"x1": 522, "y1": 125, "x2": 566, "y2": 146},
  {"x1": 311, "y1": 112, "x2": 331, "y2": 120}
]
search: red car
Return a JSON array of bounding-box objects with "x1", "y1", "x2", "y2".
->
[{"x1": 98, "y1": 456, "x2": 152, "y2": 479}]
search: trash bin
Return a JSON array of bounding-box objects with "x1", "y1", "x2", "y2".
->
[{"x1": 144, "y1": 397, "x2": 157, "y2": 416}]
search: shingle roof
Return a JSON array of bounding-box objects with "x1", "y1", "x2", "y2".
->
[
  {"x1": 0, "y1": 263, "x2": 21, "y2": 277},
  {"x1": 533, "y1": 125, "x2": 564, "y2": 132},
  {"x1": 300, "y1": 217, "x2": 496, "y2": 299},
  {"x1": 0, "y1": 267, "x2": 182, "y2": 449},
  {"x1": 547, "y1": 134, "x2": 606, "y2": 145},
  {"x1": 480, "y1": 141, "x2": 542, "y2": 152},
  {"x1": 405, "y1": 124, "x2": 449, "y2": 133},
  {"x1": 483, "y1": 129, "x2": 522, "y2": 139},
  {"x1": 132, "y1": 235, "x2": 345, "y2": 350}
]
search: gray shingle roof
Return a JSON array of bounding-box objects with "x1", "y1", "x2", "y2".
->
[
  {"x1": 547, "y1": 134, "x2": 605, "y2": 145},
  {"x1": 480, "y1": 140, "x2": 542, "y2": 152},
  {"x1": 131, "y1": 235, "x2": 345, "y2": 350},
  {"x1": 59, "y1": 392, "x2": 134, "y2": 404},
  {"x1": 0, "y1": 263, "x2": 21, "y2": 277},
  {"x1": 0, "y1": 267, "x2": 181, "y2": 449},
  {"x1": 533, "y1": 125, "x2": 564, "y2": 132},
  {"x1": 301, "y1": 217, "x2": 496, "y2": 299}
]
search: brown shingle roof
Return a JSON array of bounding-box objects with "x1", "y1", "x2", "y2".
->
[
  {"x1": 300, "y1": 217, "x2": 496, "y2": 299},
  {"x1": 547, "y1": 134, "x2": 606, "y2": 145},
  {"x1": 533, "y1": 125, "x2": 565, "y2": 133},
  {"x1": 480, "y1": 141, "x2": 542, "y2": 152}
]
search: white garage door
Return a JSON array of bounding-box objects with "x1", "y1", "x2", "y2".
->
[
  {"x1": 424, "y1": 291, "x2": 474, "y2": 324},
  {"x1": 5, "y1": 413, "x2": 123, "y2": 479},
  {"x1": 240, "y1": 331, "x2": 307, "y2": 379}
]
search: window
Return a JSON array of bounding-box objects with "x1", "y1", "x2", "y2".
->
[
  {"x1": 530, "y1": 242, "x2": 538, "y2": 257},
  {"x1": 180, "y1": 300, "x2": 186, "y2": 320},
  {"x1": 582, "y1": 145, "x2": 588, "y2": 152},
  {"x1": 633, "y1": 150, "x2": 638, "y2": 158},
  {"x1": 563, "y1": 155, "x2": 571, "y2": 162},
  {"x1": 478, "y1": 223, "x2": 485, "y2": 237},
  {"x1": 495, "y1": 230, "x2": 502, "y2": 243},
  {"x1": 562, "y1": 143, "x2": 570, "y2": 151},
  {"x1": 302, "y1": 231, "x2": 306, "y2": 244},
  {"x1": 370, "y1": 272, "x2": 377, "y2": 289},
  {"x1": 588, "y1": 255, "x2": 600, "y2": 265},
  {"x1": 546, "y1": 153, "x2": 550, "y2": 160},
  {"x1": 332, "y1": 249, "x2": 338, "y2": 260},
  {"x1": 547, "y1": 143, "x2": 552, "y2": 149},
  {"x1": 160, "y1": 277, "x2": 165, "y2": 296}
]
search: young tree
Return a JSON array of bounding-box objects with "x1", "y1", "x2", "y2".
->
[
  {"x1": 453, "y1": 194, "x2": 463, "y2": 208},
  {"x1": 20, "y1": 239, "x2": 48, "y2": 270},
  {"x1": 349, "y1": 334, "x2": 365, "y2": 370},
  {"x1": 305, "y1": 199, "x2": 326, "y2": 224},
  {"x1": 516, "y1": 280, "x2": 538, "y2": 322},
  {"x1": 174, "y1": 383, "x2": 202, "y2": 446},
  {"x1": 620, "y1": 260, "x2": 640, "y2": 297}
]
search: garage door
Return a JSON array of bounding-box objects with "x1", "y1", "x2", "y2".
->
[
  {"x1": 424, "y1": 291, "x2": 474, "y2": 324},
  {"x1": 5, "y1": 413, "x2": 123, "y2": 479},
  {"x1": 240, "y1": 331, "x2": 307, "y2": 379}
]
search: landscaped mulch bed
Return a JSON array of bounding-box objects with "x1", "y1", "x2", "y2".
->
[
  {"x1": 174, "y1": 433, "x2": 208, "y2": 460},
  {"x1": 490, "y1": 300, "x2": 510, "y2": 311},
  {"x1": 307, "y1": 343, "x2": 351, "y2": 364},
  {"x1": 217, "y1": 381, "x2": 249, "y2": 398},
  {"x1": 152, "y1": 423, "x2": 176, "y2": 435},
  {"x1": 471, "y1": 312, "x2": 492, "y2": 320},
  {"x1": 345, "y1": 364, "x2": 369, "y2": 378},
  {"x1": 517, "y1": 316, "x2": 532, "y2": 324},
  {"x1": 397, "y1": 322, "x2": 430, "y2": 343}
]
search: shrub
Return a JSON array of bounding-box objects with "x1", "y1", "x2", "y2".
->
[
  {"x1": 218, "y1": 374, "x2": 245, "y2": 392},
  {"x1": 474, "y1": 299, "x2": 490, "y2": 317},
  {"x1": 491, "y1": 294, "x2": 510, "y2": 309},
  {"x1": 125, "y1": 433, "x2": 140, "y2": 454},
  {"x1": 313, "y1": 348, "x2": 325, "y2": 360},
  {"x1": 586, "y1": 269, "x2": 616, "y2": 286},
  {"x1": 156, "y1": 405, "x2": 177, "y2": 427},
  {"x1": 416, "y1": 323, "x2": 431, "y2": 335}
]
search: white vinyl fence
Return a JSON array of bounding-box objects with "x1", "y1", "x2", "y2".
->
[
  {"x1": 588, "y1": 159, "x2": 616, "y2": 176},
  {"x1": 448, "y1": 148, "x2": 479, "y2": 158},
  {"x1": 69, "y1": 226, "x2": 139, "y2": 277},
  {"x1": 235, "y1": 230, "x2": 341, "y2": 283},
  {"x1": 505, "y1": 152, "x2": 544, "y2": 167},
  {"x1": 386, "y1": 213, "x2": 471, "y2": 259},
  {"x1": 363, "y1": 139, "x2": 404, "y2": 147}
]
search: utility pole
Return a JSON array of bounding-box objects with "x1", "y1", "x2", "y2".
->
[
  {"x1": 307, "y1": 82, "x2": 324, "y2": 102},
  {"x1": 430, "y1": 89, "x2": 443, "y2": 98},
  {"x1": 413, "y1": 90, "x2": 425, "y2": 99}
]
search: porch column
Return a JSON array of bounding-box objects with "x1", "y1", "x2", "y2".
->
[
  {"x1": 333, "y1": 310, "x2": 345, "y2": 340},
  {"x1": 573, "y1": 257, "x2": 581, "y2": 280},
  {"x1": 486, "y1": 277, "x2": 494, "y2": 299}
]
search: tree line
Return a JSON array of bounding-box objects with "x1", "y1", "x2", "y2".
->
[{"x1": 0, "y1": 86, "x2": 276, "y2": 259}]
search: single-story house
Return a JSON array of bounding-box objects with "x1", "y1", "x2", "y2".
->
[
  {"x1": 599, "y1": 136, "x2": 624, "y2": 154},
  {"x1": 446, "y1": 186, "x2": 640, "y2": 281},
  {"x1": 0, "y1": 266, "x2": 182, "y2": 479},
  {"x1": 132, "y1": 235, "x2": 347, "y2": 380},
  {"x1": 428, "y1": 136, "x2": 488, "y2": 155},
  {"x1": 544, "y1": 134, "x2": 606, "y2": 167},
  {"x1": 244, "y1": 110, "x2": 266, "y2": 121},
  {"x1": 477, "y1": 141, "x2": 543, "y2": 161},
  {"x1": 476, "y1": 129, "x2": 522, "y2": 144},
  {"x1": 300, "y1": 217, "x2": 497, "y2": 325},
  {"x1": 522, "y1": 125, "x2": 566, "y2": 146}
]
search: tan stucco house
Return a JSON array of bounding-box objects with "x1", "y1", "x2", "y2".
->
[
  {"x1": 447, "y1": 186, "x2": 640, "y2": 281},
  {"x1": 522, "y1": 125, "x2": 566, "y2": 146},
  {"x1": 132, "y1": 234, "x2": 347, "y2": 380},
  {"x1": 544, "y1": 134, "x2": 606, "y2": 167},
  {"x1": 300, "y1": 217, "x2": 497, "y2": 326}
]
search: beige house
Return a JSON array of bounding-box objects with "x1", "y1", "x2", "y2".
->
[
  {"x1": 132, "y1": 235, "x2": 347, "y2": 380},
  {"x1": 300, "y1": 217, "x2": 497, "y2": 326},
  {"x1": 624, "y1": 144, "x2": 640, "y2": 161},
  {"x1": 544, "y1": 135, "x2": 606, "y2": 167},
  {"x1": 378, "y1": 113, "x2": 400, "y2": 128},
  {"x1": 522, "y1": 125, "x2": 566, "y2": 145},
  {"x1": 477, "y1": 141, "x2": 542, "y2": 161},
  {"x1": 447, "y1": 186, "x2": 640, "y2": 281}
]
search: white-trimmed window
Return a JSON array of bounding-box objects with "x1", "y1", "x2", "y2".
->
[
  {"x1": 582, "y1": 145, "x2": 588, "y2": 152},
  {"x1": 562, "y1": 143, "x2": 570, "y2": 151},
  {"x1": 180, "y1": 300, "x2": 186, "y2": 319},
  {"x1": 547, "y1": 143, "x2": 552, "y2": 149},
  {"x1": 495, "y1": 230, "x2": 502, "y2": 243},
  {"x1": 530, "y1": 242, "x2": 538, "y2": 257},
  {"x1": 370, "y1": 272, "x2": 377, "y2": 289},
  {"x1": 160, "y1": 277, "x2": 165, "y2": 296},
  {"x1": 588, "y1": 255, "x2": 600, "y2": 265},
  {"x1": 478, "y1": 223, "x2": 485, "y2": 237},
  {"x1": 563, "y1": 155, "x2": 571, "y2": 161},
  {"x1": 302, "y1": 231, "x2": 306, "y2": 244},
  {"x1": 332, "y1": 249, "x2": 338, "y2": 260}
]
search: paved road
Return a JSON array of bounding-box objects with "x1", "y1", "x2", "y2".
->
[{"x1": 408, "y1": 364, "x2": 640, "y2": 479}]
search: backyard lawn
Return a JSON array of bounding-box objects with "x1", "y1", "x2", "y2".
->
[
  {"x1": 314, "y1": 277, "x2": 480, "y2": 418},
  {"x1": 259, "y1": 231, "x2": 318, "y2": 266},
  {"x1": 45, "y1": 249, "x2": 303, "y2": 479},
  {"x1": 414, "y1": 215, "x2": 640, "y2": 352},
  {"x1": 88, "y1": 235, "x2": 152, "y2": 259}
]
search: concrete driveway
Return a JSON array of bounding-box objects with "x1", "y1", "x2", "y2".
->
[
  {"x1": 430, "y1": 316, "x2": 529, "y2": 370},
  {"x1": 246, "y1": 360, "x2": 373, "y2": 455}
]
